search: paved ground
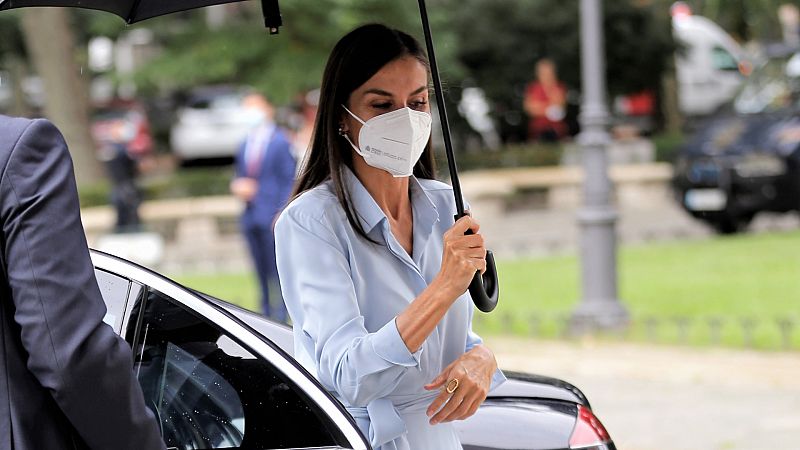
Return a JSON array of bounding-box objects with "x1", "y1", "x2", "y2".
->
[{"x1": 487, "y1": 337, "x2": 800, "y2": 450}]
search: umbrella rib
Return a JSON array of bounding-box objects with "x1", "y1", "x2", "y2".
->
[{"x1": 125, "y1": 0, "x2": 144, "y2": 24}]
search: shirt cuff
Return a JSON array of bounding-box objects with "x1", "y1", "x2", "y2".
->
[
  {"x1": 371, "y1": 317, "x2": 423, "y2": 368},
  {"x1": 489, "y1": 368, "x2": 507, "y2": 391}
]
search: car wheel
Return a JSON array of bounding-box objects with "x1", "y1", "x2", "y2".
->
[{"x1": 709, "y1": 212, "x2": 754, "y2": 234}]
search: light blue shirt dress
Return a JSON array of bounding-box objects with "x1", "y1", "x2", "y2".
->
[{"x1": 274, "y1": 167, "x2": 505, "y2": 450}]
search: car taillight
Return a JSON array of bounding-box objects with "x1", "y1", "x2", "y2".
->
[{"x1": 569, "y1": 405, "x2": 611, "y2": 449}]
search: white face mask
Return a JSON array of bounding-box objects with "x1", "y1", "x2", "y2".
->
[{"x1": 342, "y1": 105, "x2": 432, "y2": 177}]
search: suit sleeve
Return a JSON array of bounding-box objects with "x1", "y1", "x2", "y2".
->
[
  {"x1": 276, "y1": 136, "x2": 297, "y2": 207},
  {"x1": 0, "y1": 119, "x2": 166, "y2": 450},
  {"x1": 234, "y1": 141, "x2": 247, "y2": 178}
]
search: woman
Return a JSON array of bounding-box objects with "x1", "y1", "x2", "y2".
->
[
  {"x1": 275, "y1": 24, "x2": 505, "y2": 450},
  {"x1": 524, "y1": 58, "x2": 568, "y2": 142}
]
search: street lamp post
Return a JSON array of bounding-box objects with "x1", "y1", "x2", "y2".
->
[{"x1": 571, "y1": 0, "x2": 629, "y2": 332}]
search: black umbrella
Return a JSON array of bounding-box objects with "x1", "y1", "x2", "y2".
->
[
  {"x1": 0, "y1": 0, "x2": 499, "y2": 313},
  {"x1": 0, "y1": 0, "x2": 284, "y2": 31}
]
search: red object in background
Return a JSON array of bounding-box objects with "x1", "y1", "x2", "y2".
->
[
  {"x1": 618, "y1": 90, "x2": 656, "y2": 117},
  {"x1": 569, "y1": 405, "x2": 612, "y2": 449},
  {"x1": 525, "y1": 81, "x2": 568, "y2": 140},
  {"x1": 670, "y1": 1, "x2": 692, "y2": 19},
  {"x1": 90, "y1": 100, "x2": 153, "y2": 157}
]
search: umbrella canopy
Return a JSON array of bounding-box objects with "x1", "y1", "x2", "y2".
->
[
  {"x1": 0, "y1": 0, "x2": 283, "y2": 31},
  {"x1": 0, "y1": 0, "x2": 498, "y2": 312}
]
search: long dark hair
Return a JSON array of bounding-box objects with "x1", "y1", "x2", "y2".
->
[{"x1": 292, "y1": 24, "x2": 437, "y2": 242}]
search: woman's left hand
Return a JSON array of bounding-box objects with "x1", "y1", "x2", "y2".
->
[{"x1": 424, "y1": 344, "x2": 498, "y2": 425}]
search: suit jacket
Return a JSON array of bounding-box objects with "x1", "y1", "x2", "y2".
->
[
  {"x1": 0, "y1": 116, "x2": 165, "y2": 450},
  {"x1": 235, "y1": 125, "x2": 297, "y2": 230}
]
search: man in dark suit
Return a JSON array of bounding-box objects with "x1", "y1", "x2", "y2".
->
[
  {"x1": 231, "y1": 93, "x2": 296, "y2": 323},
  {"x1": 0, "y1": 115, "x2": 165, "y2": 450}
]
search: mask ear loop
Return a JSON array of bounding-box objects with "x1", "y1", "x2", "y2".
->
[
  {"x1": 341, "y1": 104, "x2": 366, "y2": 125},
  {"x1": 340, "y1": 105, "x2": 366, "y2": 154}
]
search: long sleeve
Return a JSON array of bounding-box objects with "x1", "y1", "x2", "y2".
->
[
  {"x1": 465, "y1": 309, "x2": 507, "y2": 390},
  {"x1": 0, "y1": 119, "x2": 166, "y2": 449},
  {"x1": 275, "y1": 207, "x2": 421, "y2": 407}
]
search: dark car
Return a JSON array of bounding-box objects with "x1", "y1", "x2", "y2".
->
[
  {"x1": 90, "y1": 250, "x2": 615, "y2": 450},
  {"x1": 672, "y1": 49, "x2": 800, "y2": 233}
]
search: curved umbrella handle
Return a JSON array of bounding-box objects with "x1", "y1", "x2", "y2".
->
[
  {"x1": 470, "y1": 249, "x2": 499, "y2": 313},
  {"x1": 459, "y1": 214, "x2": 499, "y2": 312}
]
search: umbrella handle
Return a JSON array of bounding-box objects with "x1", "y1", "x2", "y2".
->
[
  {"x1": 457, "y1": 214, "x2": 499, "y2": 313},
  {"x1": 470, "y1": 249, "x2": 499, "y2": 313}
]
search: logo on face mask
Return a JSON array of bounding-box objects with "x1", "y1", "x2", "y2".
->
[{"x1": 342, "y1": 105, "x2": 432, "y2": 177}]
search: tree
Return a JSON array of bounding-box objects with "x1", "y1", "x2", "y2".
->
[
  {"x1": 0, "y1": 12, "x2": 30, "y2": 117},
  {"x1": 20, "y1": 8, "x2": 103, "y2": 185},
  {"x1": 130, "y1": 0, "x2": 428, "y2": 104}
]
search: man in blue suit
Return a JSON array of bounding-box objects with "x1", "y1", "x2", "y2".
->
[
  {"x1": 0, "y1": 115, "x2": 165, "y2": 449},
  {"x1": 231, "y1": 93, "x2": 296, "y2": 323}
]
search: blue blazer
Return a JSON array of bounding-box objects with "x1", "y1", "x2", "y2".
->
[
  {"x1": 235, "y1": 126, "x2": 297, "y2": 230},
  {"x1": 0, "y1": 116, "x2": 165, "y2": 449}
]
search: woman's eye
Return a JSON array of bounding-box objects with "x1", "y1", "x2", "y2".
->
[
  {"x1": 372, "y1": 103, "x2": 392, "y2": 110},
  {"x1": 410, "y1": 100, "x2": 428, "y2": 110}
]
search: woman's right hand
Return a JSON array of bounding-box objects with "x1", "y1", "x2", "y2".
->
[{"x1": 435, "y1": 215, "x2": 487, "y2": 300}]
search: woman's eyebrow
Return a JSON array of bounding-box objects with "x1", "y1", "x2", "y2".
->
[
  {"x1": 410, "y1": 85, "x2": 428, "y2": 95},
  {"x1": 364, "y1": 88, "x2": 393, "y2": 97},
  {"x1": 363, "y1": 86, "x2": 428, "y2": 97}
]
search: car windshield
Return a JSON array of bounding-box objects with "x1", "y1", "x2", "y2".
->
[{"x1": 733, "y1": 53, "x2": 800, "y2": 114}]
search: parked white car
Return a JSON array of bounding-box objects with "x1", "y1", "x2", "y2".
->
[
  {"x1": 672, "y1": 4, "x2": 750, "y2": 117},
  {"x1": 170, "y1": 86, "x2": 259, "y2": 162}
]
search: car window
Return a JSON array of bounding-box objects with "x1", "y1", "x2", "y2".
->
[
  {"x1": 712, "y1": 46, "x2": 739, "y2": 71},
  {"x1": 733, "y1": 56, "x2": 797, "y2": 114},
  {"x1": 94, "y1": 268, "x2": 131, "y2": 332},
  {"x1": 131, "y1": 289, "x2": 342, "y2": 450}
]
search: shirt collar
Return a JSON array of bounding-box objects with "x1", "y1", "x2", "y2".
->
[{"x1": 341, "y1": 166, "x2": 439, "y2": 233}]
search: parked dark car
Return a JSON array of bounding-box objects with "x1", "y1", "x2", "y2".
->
[
  {"x1": 91, "y1": 250, "x2": 615, "y2": 450},
  {"x1": 673, "y1": 50, "x2": 800, "y2": 233}
]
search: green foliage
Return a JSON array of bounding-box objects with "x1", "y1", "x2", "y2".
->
[
  {"x1": 78, "y1": 180, "x2": 112, "y2": 208},
  {"x1": 0, "y1": 11, "x2": 25, "y2": 57},
  {"x1": 131, "y1": 1, "x2": 429, "y2": 104},
  {"x1": 141, "y1": 167, "x2": 235, "y2": 200},
  {"x1": 652, "y1": 130, "x2": 685, "y2": 162},
  {"x1": 78, "y1": 167, "x2": 235, "y2": 207},
  {"x1": 678, "y1": 0, "x2": 794, "y2": 42},
  {"x1": 454, "y1": 143, "x2": 564, "y2": 171}
]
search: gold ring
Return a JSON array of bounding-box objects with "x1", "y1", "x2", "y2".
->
[{"x1": 445, "y1": 378, "x2": 459, "y2": 394}]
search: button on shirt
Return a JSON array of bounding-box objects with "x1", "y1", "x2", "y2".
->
[{"x1": 274, "y1": 167, "x2": 505, "y2": 450}]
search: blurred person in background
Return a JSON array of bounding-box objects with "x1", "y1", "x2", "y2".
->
[
  {"x1": 289, "y1": 88, "x2": 320, "y2": 172},
  {"x1": 230, "y1": 93, "x2": 296, "y2": 323},
  {"x1": 98, "y1": 141, "x2": 142, "y2": 232},
  {"x1": 91, "y1": 102, "x2": 153, "y2": 232},
  {"x1": 524, "y1": 58, "x2": 568, "y2": 142}
]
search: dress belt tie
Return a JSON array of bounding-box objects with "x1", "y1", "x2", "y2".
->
[{"x1": 347, "y1": 398, "x2": 408, "y2": 450}]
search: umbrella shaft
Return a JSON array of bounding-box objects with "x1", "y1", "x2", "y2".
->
[{"x1": 417, "y1": 0, "x2": 466, "y2": 216}]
